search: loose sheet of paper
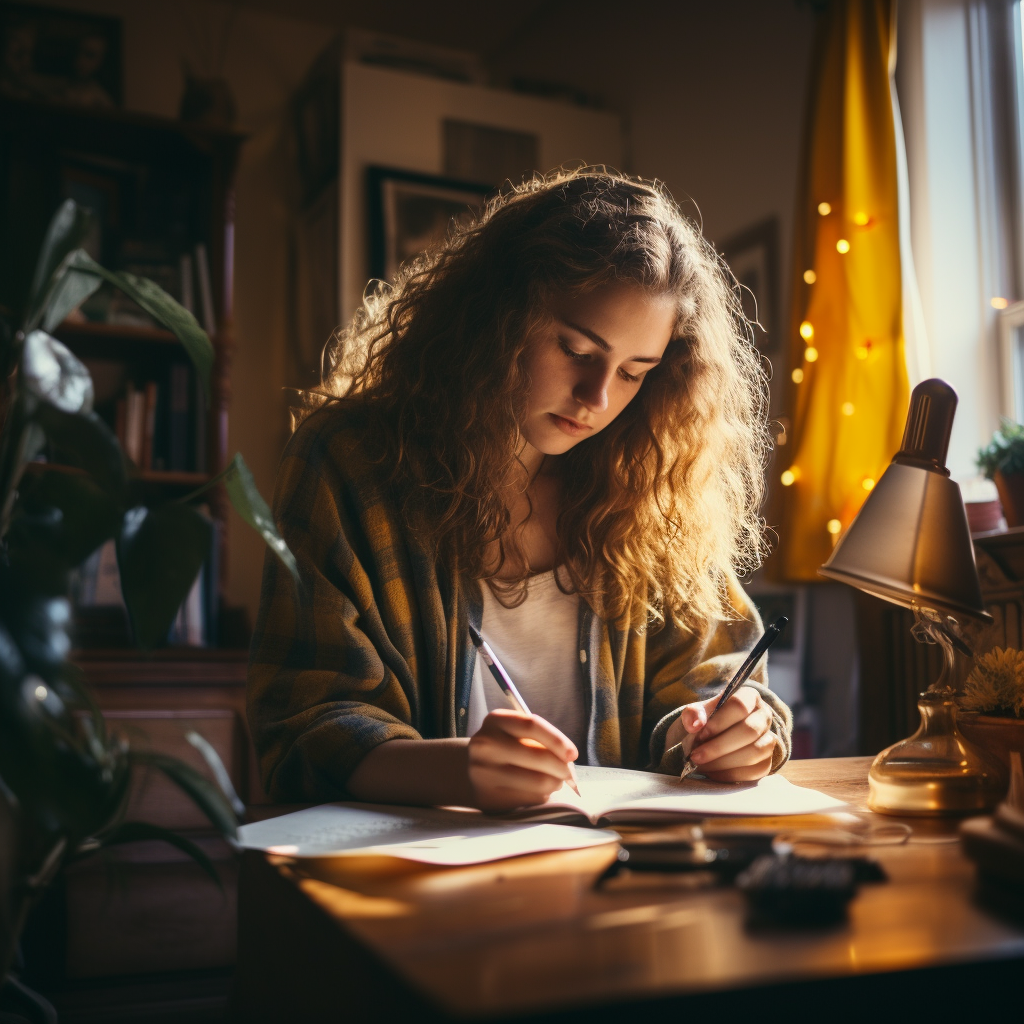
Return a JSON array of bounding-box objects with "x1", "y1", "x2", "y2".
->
[
  {"x1": 541, "y1": 765, "x2": 847, "y2": 822},
  {"x1": 237, "y1": 802, "x2": 618, "y2": 863}
]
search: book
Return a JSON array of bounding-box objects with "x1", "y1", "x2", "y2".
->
[
  {"x1": 168, "y1": 363, "x2": 191, "y2": 471},
  {"x1": 236, "y1": 766, "x2": 846, "y2": 863},
  {"x1": 194, "y1": 242, "x2": 216, "y2": 336},
  {"x1": 141, "y1": 380, "x2": 159, "y2": 470},
  {"x1": 503, "y1": 765, "x2": 846, "y2": 825}
]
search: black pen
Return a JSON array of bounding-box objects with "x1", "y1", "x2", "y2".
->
[
  {"x1": 468, "y1": 623, "x2": 583, "y2": 798},
  {"x1": 680, "y1": 615, "x2": 789, "y2": 779}
]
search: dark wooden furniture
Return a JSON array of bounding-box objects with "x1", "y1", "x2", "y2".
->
[{"x1": 230, "y1": 758, "x2": 1024, "y2": 1021}]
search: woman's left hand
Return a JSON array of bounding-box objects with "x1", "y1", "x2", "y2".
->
[{"x1": 667, "y1": 687, "x2": 775, "y2": 782}]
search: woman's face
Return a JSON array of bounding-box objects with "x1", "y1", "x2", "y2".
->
[{"x1": 519, "y1": 283, "x2": 676, "y2": 461}]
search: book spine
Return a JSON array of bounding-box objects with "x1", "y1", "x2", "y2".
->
[
  {"x1": 142, "y1": 381, "x2": 158, "y2": 471},
  {"x1": 179, "y1": 252, "x2": 195, "y2": 315},
  {"x1": 194, "y1": 243, "x2": 216, "y2": 336},
  {"x1": 195, "y1": 365, "x2": 207, "y2": 474},
  {"x1": 169, "y1": 364, "x2": 190, "y2": 471}
]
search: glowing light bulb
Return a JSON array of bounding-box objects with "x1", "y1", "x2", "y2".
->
[
  {"x1": 991, "y1": 297, "x2": 1009, "y2": 309},
  {"x1": 803, "y1": 269, "x2": 817, "y2": 284},
  {"x1": 799, "y1": 321, "x2": 814, "y2": 340},
  {"x1": 842, "y1": 402, "x2": 855, "y2": 416},
  {"x1": 855, "y1": 345, "x2": 869, "y2": 360},
  {"x1": 836, "y1": 239, "x2": 850, "y2": 254},
  {"x1": 818, "y1": 202, "x2": 832, "y2": 216},
  {"x1": 853, "y1": 211, "x2": 870, "y2": 226},
  {"x1": 826, "y1": 518, "x2": 842, "y2": 535},
  {"x1": 805, "y1": 346, "x2": 819, "y2": 362},
  {"x1": 34, "y1": 684, "x2": 48, "y2": 701},
  {"x1": 791, "y1": 367, "x2": 804, "y2": 383},
  {"x1": 780, "y1": 469, "x2": 797, "y2": 487},
  {"x1": 862, "y1": 477, "x2": 875, "y2": 491}
]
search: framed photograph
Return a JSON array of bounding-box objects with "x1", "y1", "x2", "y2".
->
[
  {"x1": 367, "y1": 167, "x2": 492, "y2": 283},
  {"x1": 1, "y1": 3, "x2": 122, "y2": 108},
  {"x1": 721, "y1": 218, "x2": 781, "y2": 354}
]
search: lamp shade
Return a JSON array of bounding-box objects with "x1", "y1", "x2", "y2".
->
[{"x1": 818, "y1": 379, "x2": 991, "y2": 623}]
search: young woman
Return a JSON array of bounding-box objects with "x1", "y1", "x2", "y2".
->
[{"x1": 248, "y1": 170, "x2": 791, "y2": 811}]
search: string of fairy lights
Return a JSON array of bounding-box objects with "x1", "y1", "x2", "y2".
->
[{"x1": 779, "y1": 200, "x2": 877, "y2": 546}]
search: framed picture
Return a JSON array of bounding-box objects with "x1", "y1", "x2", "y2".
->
[
  {"x1": 367, "y1": 167, "x2": 493, "y2": 283},
  {"x1": 0, "y1": 3, "x2": 122, "y2": 108},
  {"x1": 721, "y1": 218, "x2": 781, "y2": 354}
]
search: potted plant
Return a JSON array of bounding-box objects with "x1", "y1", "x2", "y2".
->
[
  {"x1": 956, "y1": 646, "x2": 1024, "y2": 789},
  {"x1": 976, "y1": 419, "x2": 1024, "y2": 527},
  {"x1": 0, "y1": 201, "x2": 297, "y2": 1019}
]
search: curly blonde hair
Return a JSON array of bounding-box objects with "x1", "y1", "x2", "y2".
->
[{"x1": 312, "y1": 168, "x2": 770, "y2": 630}]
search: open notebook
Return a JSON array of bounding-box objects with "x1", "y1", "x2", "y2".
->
[
  {"x1": 238, "y1": 765, "x2": 844, "y2": 865},
  {"x1": 505, "y1": 765, "x2": 846, "y2": 824}
]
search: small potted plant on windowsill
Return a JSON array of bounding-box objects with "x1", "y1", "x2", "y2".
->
[
  {"x1": 977, "y1": 420, "x2": 1024, "y2": 527},
  {"x1": 956, "y1": 647, "x2": 1024, "y2": 789}
]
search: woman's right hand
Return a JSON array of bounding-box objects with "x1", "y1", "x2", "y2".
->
[{"x1": 467, "y1": 709, "x2": 578, "y2": 812}]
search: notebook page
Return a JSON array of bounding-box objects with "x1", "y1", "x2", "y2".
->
[
  {"x1": 539, "y1": 765, "x2": 846, "y2": 822},
  {"x1": 237, "y1": 802, "x2": 617, "y2": 863}
]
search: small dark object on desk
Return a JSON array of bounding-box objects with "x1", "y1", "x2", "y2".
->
[
  {"x1": 736, "y1": 853, "x2": 887, "y2": 927},
  {"x1": 597, "y1": 832, "x2": 776, "y2": 890}
]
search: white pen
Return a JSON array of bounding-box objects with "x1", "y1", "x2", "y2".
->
[{"x1": 468, "y1": 623, "x2": 582, "y2": 798}]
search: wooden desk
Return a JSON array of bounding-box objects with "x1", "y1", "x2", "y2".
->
[{"x1": 230, "y1": 758, "x2": 1024, "y2": 1021}]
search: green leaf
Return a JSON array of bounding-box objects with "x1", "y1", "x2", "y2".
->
[
  {"x1": 22, "y1": 330, "x2": 93, "y2": 414},
  {"x1": 25, "y1": 200, "x2": 93, "y2": 330},
  {"x1": 116, "y1": 504, "x2": 213, "y2": 649},
  {"x1": 34, "y1": 406, "x2": 127, "y2": 496},
  {"x1": 186, "y1": 730, "x2": 245, "y2": 818},
  {"x1": 180, "y1": 454, "x2": 298, "y2": 583},
  {"x1": 42, "y1": 267, "x2": 104, "y2": 333},
  {"x1": 66, "y1": 250, "x2": 213, "y2": 398},
  {"x1": 129, "y1": 750, "x2": 238, "y2": 838},
  {"x1": 100, "y1": 821, "x2": 225, "y2": 891},
  {"x1": 13, "y1": 470, "x2": 121, "y2": 568}
]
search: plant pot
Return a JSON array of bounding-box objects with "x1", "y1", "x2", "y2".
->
[
  {"x1": 956, "y1": 711, "x2": 1024, "y2": 791},
  {"x1": 993, "y1": 469, "x2": 1024, "y2": 528}
]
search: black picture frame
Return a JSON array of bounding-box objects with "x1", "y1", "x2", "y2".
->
[
  {"x1": 367, "y1": 167, "x2": 493, "y2": 283},
  {"x1": 721, "y1": 217, "x2": 781, "y2": 354},
  {"x1": 0, "y1": 2, "x2": 122, "y2": 108}
]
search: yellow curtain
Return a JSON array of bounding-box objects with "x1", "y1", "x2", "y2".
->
[{"x1": 775, "y1": 0, "x2": 909, "y2": 580}]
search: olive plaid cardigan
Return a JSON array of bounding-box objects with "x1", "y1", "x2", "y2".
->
[{"x1": 248, "y1": 404, "x2": 792, "y2": 802}]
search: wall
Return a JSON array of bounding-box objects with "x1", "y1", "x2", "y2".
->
[
  {"x1": 17, "y1": 0, "x2": 334, "y2": 623},
  {"x1": 339, "y1": 63, "x2": 623, "y2": 319}
]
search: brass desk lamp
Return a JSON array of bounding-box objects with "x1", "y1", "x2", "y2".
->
[{"x1": 819, "y1": 379, "x2": 1003, "y2": 815}]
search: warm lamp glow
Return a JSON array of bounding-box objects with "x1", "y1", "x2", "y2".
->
[
  {"x1": 805, "y1": 346, "x2": 819, "y2": 362},
  {"x1": 855, "y1": 344, "x2": 870, "y2": 360},
  {"x1": 853, "y1": 211, "x2": 870, "y2": 226},
  {"x1": 862, "y1": 477, "x2": 875, "y2": 490},
  {"x1": 842, "y1": 402, "x2": 855, "y2": 416},
  {"x1": 799, "y1": 321, "x2": 814, "y2": 340},
  {"x1": 803, "y1": 269, "x2": 817, "y2": 284},
  {"x1": 781, "y1": 469, "x2": 797, "y2": 487},
  {"x1": 791, "y1": 367, "x2": 804, "y2": 383},
  {"x1": 818, "y1": 201, "x2": 832, "y2": 215},
  {"x1": 826, "y1": 518, "x2": 842, "y2": 535},
  {"x1": 991, "y1": 297, "x2": 1009, "y2": 309},
  {"x1": 836, "y1": 238, "x2": 851, "y2": 254}
]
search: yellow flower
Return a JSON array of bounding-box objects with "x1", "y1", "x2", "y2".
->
[{"x1": 960, "y1": 647, "x2": 1024, "y2": 717}]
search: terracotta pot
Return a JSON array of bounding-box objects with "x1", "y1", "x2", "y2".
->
[
  {"x1": 957, "y1": 711, "x2": 1024, "y2": 791},
  {"x1": 993, "y1": 470, "x2": 1024, "y2": 527},
  {"x1": 965, "y1": 499, "x2": 1004, "y2": 534}
]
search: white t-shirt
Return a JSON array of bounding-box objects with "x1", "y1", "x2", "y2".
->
[{"x1": 466, "y1": 569, "x2": 588, "y2": 760}]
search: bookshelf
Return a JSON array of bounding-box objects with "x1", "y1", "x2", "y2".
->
[{"x1": 1, "y1": 95, "x2": 246, "y2": 646}]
